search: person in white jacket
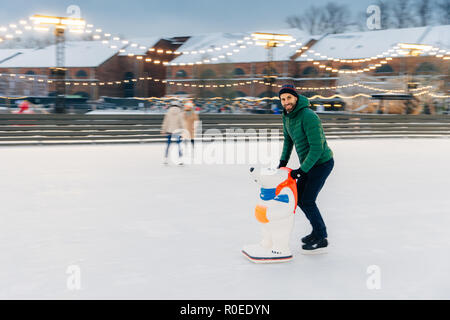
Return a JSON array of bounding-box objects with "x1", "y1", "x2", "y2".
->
[{"x1": 161, "y1": 101, "x2": 185, "y2": 165}]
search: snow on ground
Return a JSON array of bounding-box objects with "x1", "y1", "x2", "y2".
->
[{"x1": 0, "y1": 138, "x2": 450, "y2": 299}]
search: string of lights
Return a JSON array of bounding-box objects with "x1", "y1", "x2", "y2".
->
[
  {"x1": 71, "y1": 24, "x2": 450, "y2": 67},
  {"x1": 260, "y1": 81, "x2": 434, "y2": 94},
  {"x1": 429, "y1": 93, "x2": 450, "y2": 98},
  {"x1": 3, "y1": 19, "x2": 448, "y2": 71},
  {"x1": 83, "y1": 25, "x2": 260, "y2": 67},
  {"x1": 0, "y1": 19, "x2": 179, "y2": 67},
  {"x1": 305, "y1": 57, "x2": 399, "y2": 74},
  {"x1": 0, "y1": 72, "x2": 440, "y2": 98},
  {"x1": 353, "y1": 84, "x2": 434, "y2": 93},
  {"x1": 297, "y1": 48, "x2": 398, "y2": 64},
  {"x1": 297, "y1": 45, "x2": 450, "y2": 64},
  {"x1": 88, "y1": 90, "x2": 447, "y2": 101},
  {"x1": 0, "y1": 18, "x2": 178, "y2": 61},
  {"x1": 1, "y1": 19, "x2": 448, "y2": 101},
  {"x1": 168, "y1": 39, "x2": 306, "y2": 66},
  {"x1": 0, "y1": 72, "x2": 263, "y2": 89},
  {"x1": 79, "y1": 22, "x2": 259, "y2": 64},
  {"x1": 0, "y1": 16, "x2": 95, "y2": 43},
  {"x1": 0, "y1": 95, "x2": 29, "y2": 99},
  {"x1": 3, "y1": 17, "x2": 449, "y2": 64},
  {"x1": 130, "y1": 90, "x2": 450, "y2": 101},
  {"x1": 0, "y1": 18, "x2": 54, "y2": 43},
  {"x1": 294, "y1": 44, "x2": 449, "y2": 76},
  {"x1": 78, "y1": 25, "x2": 308, "y2": 65}
]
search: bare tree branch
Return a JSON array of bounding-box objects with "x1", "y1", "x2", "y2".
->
[
  {"x1": 376, "y1": 0, "x2": 392, "y2": 29},
  {"x1": 286, "y1": 5, "x2": 323, "y2": 35},
  {"x1": 391, "y1": 0, "x2": 415, "y2": 28},
  {"x1": 320, "y1": 2, "x2": 352, "y2": 34},
  {"x1": 286, "y1": 2, "x2": 352, "y2": 35},
  {"x1": 436, "y1": 0, "x2": 450, "y2": 24},
  {"x1": 416, "y1": 0, "x2": 433, "y2": 26}
]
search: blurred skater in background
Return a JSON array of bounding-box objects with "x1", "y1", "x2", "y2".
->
[
  {"x1": 161, "y1": 101, "x2": 185, "y2": 165},
  {"x1": 183, "y1": 100, "x2": 199, "y2": 148}
]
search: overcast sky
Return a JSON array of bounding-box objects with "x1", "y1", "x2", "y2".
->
[{"x1": 0, "y1": 0, "x2": 374, "y2": 38}]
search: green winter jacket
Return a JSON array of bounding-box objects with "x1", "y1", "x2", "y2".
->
[{"x1": 280, "y1": 95, "x2": 333, "y2": 173}]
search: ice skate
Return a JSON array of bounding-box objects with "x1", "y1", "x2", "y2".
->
[
  {"x1": 242, "y1": 244, "x2": 293, "y2": 264},
  {"x1": 301, "y1": 238, "x2": 329, "y2": 255},
  {"x1": 301, "y1": 232, "x2": 316, "y2": 244}
]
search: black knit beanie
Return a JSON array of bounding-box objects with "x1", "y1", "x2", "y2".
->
[{"x1": 279, "y1": 84, "x2": 299, "y2": 100}]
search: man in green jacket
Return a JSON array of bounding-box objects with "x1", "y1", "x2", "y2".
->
[{"x1": 277, "y1": 85, "x2": 334, "y2": 254}]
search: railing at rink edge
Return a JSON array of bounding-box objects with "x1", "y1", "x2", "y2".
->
[{"x1": 0, "y1": 113, "x2": 450, "y2": 146}]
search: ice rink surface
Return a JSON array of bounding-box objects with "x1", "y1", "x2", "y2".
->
[{"x1": 1, "y1": 138, "x2": 450, "y2": 299}]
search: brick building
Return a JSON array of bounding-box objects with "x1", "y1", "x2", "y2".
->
[
  {"x1": 166, "y1": 26, "x2": 449, "y2": 99},
  {"x1": 0, "y1": 25, "x2": 448, "y2": 101},
  {"x1": 0, "y1": 37, "x2": 188, "y2": 99}
]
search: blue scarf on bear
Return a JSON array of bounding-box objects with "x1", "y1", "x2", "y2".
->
[{"x1": 260, "y1": 188, "x2": 289, "y2": 203}]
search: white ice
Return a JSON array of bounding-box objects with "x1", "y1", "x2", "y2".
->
[{"x1": 0, "y1": 138, "x2": 450, "y2": 299}]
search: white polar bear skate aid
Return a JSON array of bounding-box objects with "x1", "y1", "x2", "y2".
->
[{"x1": 242, "y1": 167, "x2": 298, "y2": 264}]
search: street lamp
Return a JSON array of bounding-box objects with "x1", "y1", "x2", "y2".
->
[
  {"x1": 252, "y1": 32, "x2": 294, "y2": 106},
  {"x1": 398, "y1": 43, "x2": 433, "y2": 57},
  {"x1": 31, "y1": 15, "x2": 86, "y2": 113},
  {"x1": 397, "y1": 43, "x2": 433, "y2": 114}
]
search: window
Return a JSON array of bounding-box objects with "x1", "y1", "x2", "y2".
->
[
  {"x1": 176, "y1": 70, "x2": 188, "y2": 78},
  {"x1": 123, "y1": 72, "x2": 135, "y2": 98},
  {"x1": 201, "y1": 69, "x2": 216, "y2": 78},
  {"x1": 339, "y1": 65, "x2": 353, "y2": 70},
  {"x1": 415, "y1": 62, "x2": 439, "y2": 74},
  {"x1": 76, "y1": 70, "x2": 88, "y2": 78},
  {"x1": 375, "y1": 64, "x2": 394, "y2": 73},
  {"x1": 262, "y1": 67, "x2": 278, "y2": 76},
  {"x1": 74, "y1": 91, "x2": 90, "y2": 99},
  {"x1": 233, "y1": 68, "x2": 245, "y2": 76},
  {"x1": 25, "y1": 70, "x2": 35, "y2": 75},
  {"x1": 302, "y1": 67, "x2": 318, "y2": 76}
]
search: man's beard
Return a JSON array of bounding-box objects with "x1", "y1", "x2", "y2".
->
[{"x1": 284, "y1": 104, "x2": 294, "y2": 112}]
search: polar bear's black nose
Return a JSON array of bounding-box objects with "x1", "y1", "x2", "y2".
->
[{"x1": 250, "y1": 167, "x2": 255, "y2": 173}]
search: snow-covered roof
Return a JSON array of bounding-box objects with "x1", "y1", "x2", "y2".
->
[
  {"x1": 296, "y1": 25, "x2": 450, "y2": 61},
  {"x1": 118, "y1": 37, "x2": 163, "y2": 56},
  {"x1": 0, "y1": 49, "x2": 33, "y2": 64},
  {"x1": 170, "y1": 28, "x2": 311, "y2": 65},
  {"x1": 0, "y1": 41, "x2": 120, "y2": 68},
  {"x1": 419, "y1": 25, "x2": 450, "y2": 49}
]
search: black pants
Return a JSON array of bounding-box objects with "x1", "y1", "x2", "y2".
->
[{"x1": 297, "y1": 158, "x2": 334, "y2": 239}]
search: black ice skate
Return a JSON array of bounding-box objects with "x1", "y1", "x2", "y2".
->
[
  {"x1": 301, "y1": 233, "x2": 316, "y2": 244},
  {"x1": 301, "y1": 238, "x2": 328, "y2": 255}
]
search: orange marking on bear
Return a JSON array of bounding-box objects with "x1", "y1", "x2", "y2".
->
[{"x1": 255, "y1": 205, "x2": 269, "y2": 224}]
